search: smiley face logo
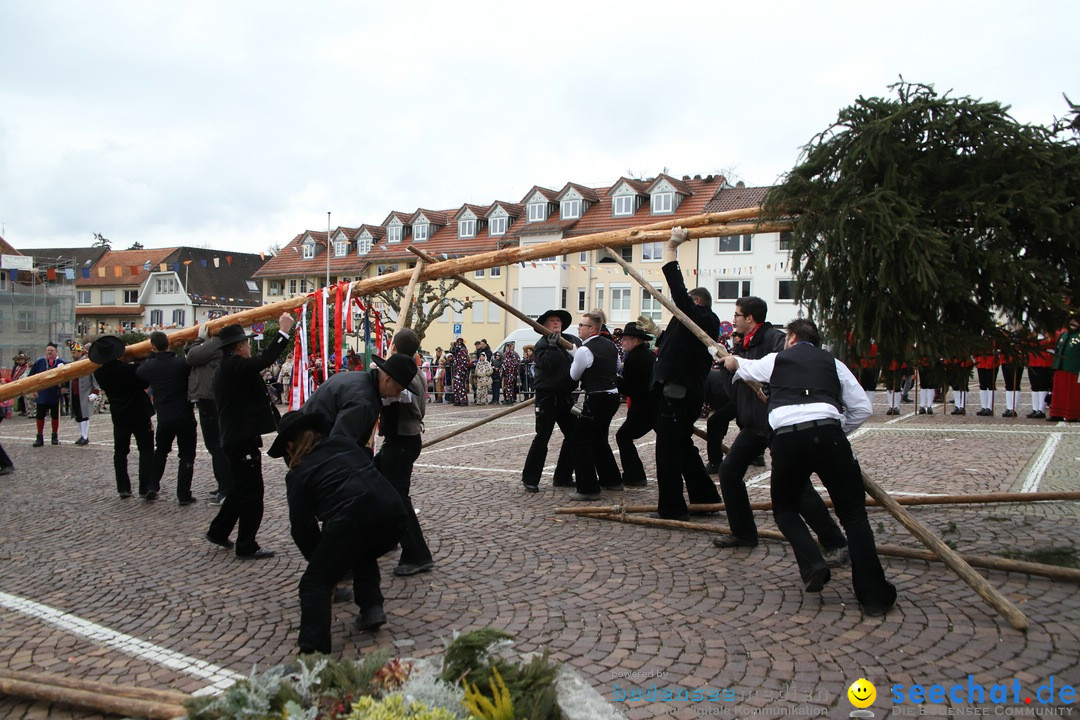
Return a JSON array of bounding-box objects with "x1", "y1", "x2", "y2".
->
[{"x1": 847, "y1": 678, "x2": 876, "y2": 708}]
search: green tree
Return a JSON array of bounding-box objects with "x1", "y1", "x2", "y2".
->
[{"x1": 763, "y1": 81, "x2": 1080, "y2": 362}]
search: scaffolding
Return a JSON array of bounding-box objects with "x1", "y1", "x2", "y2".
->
[{"x1": 0, "y1": 258, "x2": 78, "y2": 364}]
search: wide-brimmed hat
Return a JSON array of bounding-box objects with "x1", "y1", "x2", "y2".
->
[
  {"x1": 620, "y1": 321, "x2": 653, "y2": 340},
  {"x1": 12, "y1": 352, "x2": 28, "y2": 363},
  {"x1": 372, "y1": 352, "x2": 419, "y2": 389},
  {"x1": 267, "y1": 410, "x2": 332, "y2": 459},
  {"x1": 216, "y1": 324, "x2": 254, "y2": 347},
  {"x1": 88, "y1": 336, "x2": 126, "y2": 364},
  {"x1": 537, "y1": 309, "x2": 572, "y2": 331}
]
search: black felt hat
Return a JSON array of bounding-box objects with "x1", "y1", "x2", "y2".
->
[
  {"x1": 88, "y1": 336, "x2": 126, "y2": 364},
  {"x1": 267, "y1": 410, "x2": 332, "y2": 459},
  {"x1": 372, "y1": 352, "x2": 418, "y2": 389},
  {"x1": 620, "y1": 321, "x2": 653, "y2": 340},
  {"x1": 536, "y1": 309, "x2": 572, "y2": 331},
  {"x1": 216, "y1": 324, "x2": 254, "y2": 347}
]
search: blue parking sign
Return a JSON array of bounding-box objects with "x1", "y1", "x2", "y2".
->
[{"x1": 453, "y1": 323, "x2": 462, "y2": 334}]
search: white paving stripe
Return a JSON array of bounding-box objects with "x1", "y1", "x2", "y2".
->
[
  {"x1": 0, "y1": 590, "x2": 242, "y2": 696},
  {"x1": 422, "y1": 432, "x2": 536, "y2": 455},
  {"x1": 1021, "y1": 432, "x2": 1062, "y2": 494}
]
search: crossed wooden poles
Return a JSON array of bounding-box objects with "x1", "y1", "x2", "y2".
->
[{"x1": 0, "y1": 209, "x2": 1049, "y2": 630}]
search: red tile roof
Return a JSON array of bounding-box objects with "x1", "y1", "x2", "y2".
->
[
  {"x1": 557, "y1": 182, "x2": 601, "y2": 203},
  {"x1": 646, "y1": 173, "x2": 695, "y2": 196},
  {"x1": 703, "y1": 185, "x2": 770, "y2": 214},
  {"x1": 519, "y1": 186, "x2": 560, "y2": 204},
  {"x1": 455, "y1": 203, "x2": 489, "y2": 220},
  {"x1": 253, "y1": 231, "x2": 371, "y2": 279},
  {"x1": 486, "y1": 201, "x2": 524, "y2": 219}
]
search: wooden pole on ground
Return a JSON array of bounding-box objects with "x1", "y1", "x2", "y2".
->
[
  {"x1": 554, "y1": 490, "x2": 1080, "y2": 515},
  {"x1": 422, "y1": 397, "x2": 535, "y2": 448},
  {"x1": 0, "y1": 674, "x2": 187, "y2": 720},
  {"x1": 0, "y1": 207, "x2": 777, "y2": 402},
  {"x1": 571, "y1": 512, "x2": 1080, "y2": 584}
]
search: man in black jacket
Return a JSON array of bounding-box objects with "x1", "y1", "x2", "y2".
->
[
  {"x1": 520, "y1": 309, "x2": 581, "y2": 492},
  {"x1": 615, "y1": 321, "x2": 656, "y2": 487},
  {"x1": 206, "y1": 313, "x2": 295, "y2": 559},
  {"x1": 268, "y1": 410, "x2": 408, "y2": 650},
  {"x1": 651, "y1": 228, "x2": 723, "y2": 520},
  {"x1": 137, "y1": 331, "x2": 196, "y2": 505},
  {"x1": 91, "y1": 336, "x2": 155, "y2": 499},
  {"x1": 711, "y1": 297, "x2": 847, "y2": 563},
  {"x1": 566, "y1": 310, "x2": 622, "y2": 500},
  {"x1": 186, "y1": 326, "x2": 232, "y2": 505}
]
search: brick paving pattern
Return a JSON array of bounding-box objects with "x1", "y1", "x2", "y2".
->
[{"x1": 0, "y1": 390, "x2": 1077, "y2": 719}]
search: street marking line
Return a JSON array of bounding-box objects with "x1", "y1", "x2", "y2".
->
[
  {"x1": 1021, "y1": 432, "x2": 1062, "y2": 493},
  {"x1": 0, "y1": 591, "x2": 242, "y2": 695},
  {"x1": 422, "y1": 432, "x2": 536, "y2": 455}
]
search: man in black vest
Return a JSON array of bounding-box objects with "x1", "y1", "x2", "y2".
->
[
  {"x1": 650, "y1": 228, "x2": 723, "y2": 520},
  {"x1": 521, "y1": 309, "x2": 580, "y2": 492},
  {"x1": 723, "y1": 318, "x2": 896, "y2": 616},
  {"x1": 137, "y1": 331, "x2": 197, "y2": 505},
  {"x1": 711, "y1": 298, "x2": 848, "y2": 565},
  {"x1": 566, "y1": 310, "x2": 622, "y2": 500},
  {"x1": 91, "y1": 336, "x2": 155, "y2": 499},
  {"x1": 615, "y1": 321, "x2": 656, "y2": 487},
  {"x1": 206, "y1": 313, "x2": 295, "y2": 559}
]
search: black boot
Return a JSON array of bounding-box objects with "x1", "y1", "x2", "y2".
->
[
  {"x1": 51, "y1": 433, "x2": 60, "y2": 445},
  {"x1": 32, "y1": 435, "x2": 44, "y2": 447}
]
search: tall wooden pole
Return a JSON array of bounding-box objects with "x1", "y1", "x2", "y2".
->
[{"x1": 0, "y1": 208, "x2": 777, "y2": 401}]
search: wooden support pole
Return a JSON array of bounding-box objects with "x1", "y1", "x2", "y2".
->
[
  {"x1": 555, "y1": 490, "x2": 1080, "y2": 515},
  {"x1": 0, "y1": 207, "x2": 778, "y2": 402},
  {"x1": 422, "y1": 397, "x2": 535, "y2": 448},
  {"x1": 407, "y1": 245, "x2": 576, "y2": 351},
  {"x1": 0, "y1": 675, "x2": 187, "y2": 720},
  {"x1": 397, "y1": 259, "x2": 426, "y2": 328},
  {"x1": 0, "y1": 670, "x2": 191, "y2": 705},
  {"x1": 572, "y1": 512, "x2": 1080, "y2": 585}
]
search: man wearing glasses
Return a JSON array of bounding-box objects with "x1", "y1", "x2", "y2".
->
[
  {"x1": 565, "y1": 311, "x2": 622, "y2": 500},
  {"x1": 650, "y1": 228, "x2": 724, "y2": 520}
]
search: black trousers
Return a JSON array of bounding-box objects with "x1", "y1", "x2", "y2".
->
[
  {"x1": 655, "y1": 390, "x2": 721, "y2": 517},
  {"x1": 706, "y1": 400, "x2": 736, "y2": 465},
  {"x1": 374, "y1": 435, "x2": 432, "y2": 567},
  {"x1": 297, "y1": 519, "x2": 400, "y2": 654},
  {"x1": 152, "y1": 414, "x2": 198, "y2": 500},
  {"x1": 1000, "y1": 364, "x2": 1024, "y2": 391},
  {"x1": 977, "y1": 367, "x2": 999, "y2": 391},
  {"x1": 521, "y1": 392, "x2": 576, "y2": 487},
  {"x1": 616, "y1": 402, "x2": 655, "y2": 485},
  {"x1": 572, "y1": 392, "x2": 622, "y2": 494},
  {"x1": 720, "y1": 428, "x2": 846, "y2": 548},
  {"x1": 1028, "y1": 366, "x2": 1052, "y2": 392},
  {"x1": 198, "y1": 399, "x2": 234, "y2": 495},
  {"x1": 208, "y1": 441, "x2": 265, "y2": 555},
  {"x1": 770, "y1": 424, "x2": 896, "y2": 609},
  {"x1": 111, "y1": 416, "x2": 154, "y2": 495}
]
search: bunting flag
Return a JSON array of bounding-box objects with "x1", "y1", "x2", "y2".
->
[
  {"x1": 309, "y1": 290, "x2": 319, "y2": 374},
  {"x1": 64, "y1": 268, "x2": 74, "y2": 280},
  {"x1": 99, "y1": 267, "x2": 106, "y2": 277},
  {"x1": 333, "y1": 283, "x2": 344, "y2": 373},
  {"x1": 344, "y1": 282, "x2": 355, "y2": 332},
  {"x1": 213, "y1": 258, "x2": 220, "y2": 268},
  {"x1": 373, "y1": 308, "x2": 384, "y2": 358},
  {"x1": 289, "y1": 306, "x2": 309, "y2": 410},
  {"x1": 159, "y1": 263, "x2": 167, "y2": 271},
  {"x1": 129, "y1": 266, "x2": 138, "y2": 276},
  {"x1": 260, "y1": 253, "x2": 265, "y2": 260},
  {"x1": 46, "y1": 268, "x2": 57, "y2": 281},
  {"x1": 226, "y1": 255, "x2": 233, "y2": 265},
  {"x1": 82, "y1": 268, "x2": 90, "y2": 279},
  {"x1": 114, "y1": 266, "x2": 123, "y2": 277},
  {"x1": 200, "y1": 259, "x2": 207, "y2": 267},
  {"x1": 143, "y1": 261, "x2": 151, "y2": 270}
]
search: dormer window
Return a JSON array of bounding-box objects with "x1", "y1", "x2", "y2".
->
[
  {"x1": 561, "y1": 199, "x2": 581, "y2": 219},
  {"x1": 490, "y1": 216, "x2": 507, "y2": 236},
  {"x1": 388, "y1": 225, "x2": 403, "y2": 243},
  {"x1": 613, "y1": 195, "x2": 636, "y2": 216},
  {"x1": 357, "y1": 235, "x2": 373, "y2": 254},
  {"x1": 334, "y1": 239, "x2": 348, "y2": 257},
  {"x1": 302, "y1": 241, "x2": 316, "y2": 259},
  {"x1": 527, "y1": 202, "x2": 547, "y2": 222},
  {"x1": 651, "y1": 192, "x2": 674, "y2": 214},
  {"x1": 414, "y1": 223, "x2": 429, "y2": 241},
  {"x1": 458, "y1": 218, "x2": 476, "y2": 238}
]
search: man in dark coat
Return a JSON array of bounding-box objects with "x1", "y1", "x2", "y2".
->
[
  {"x1": 137, "y1": 331, "x2": 196, "y2": 505},
  {"x1": 650, "y1": 228, "x2": 723, "y2": 520},
  {"x1": 186, "y1": 326, "x2": 233, "y2": 505},
  {"x1": 615, "y1": 320, "x2": 656, "y2": 487},
  {"x1": 206, "y1": 313, "x2": 295, "y2": 559},
  {"x1": 711, "y1": 297, "x2": 848, "y2": 564},
  {"x1": 29, "y1": 342, "x2": 65, "y2": 447},
  {"x1": 521, "y1": 309, "x2": 581, "y2": 492},
  {"x1": 91, "y1": 336, "x2": 155, "y2": 499},
  {"x1": 268, "y1": 410, "x2": 407, "y2": 652}
]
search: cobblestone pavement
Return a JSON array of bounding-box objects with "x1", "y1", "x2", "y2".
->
[{"x1": 0, "y1": 391, "x2": 1078, "y2": 719}]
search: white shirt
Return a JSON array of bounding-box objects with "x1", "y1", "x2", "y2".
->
[
  {"x1": 568, "y1": 335, "x2": 618, "y2": 391},
  {"x1": 734, "y1": 350, "x2": 872, "y2": 433}
]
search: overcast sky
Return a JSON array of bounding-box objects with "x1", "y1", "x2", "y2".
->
[{"x1": 1, "y1": 1, "x2": 1076, "y2": 257}]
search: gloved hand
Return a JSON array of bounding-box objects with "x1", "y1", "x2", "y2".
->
[
  {"x1": 669, "y1": 226, "x2": 689, "y2": 246},
  {"x1": 548, "y1": 332, "x2": 562, "y2": 346},
  {"x1": 88, "y1": 393, "x2": 100, "y2": 403},
  {"x1": 198, "y1": 322, "x2": 209, "y2": 340},
  {"x1": 635, "y1": 315, "x2": 659, "y2": 337}
]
